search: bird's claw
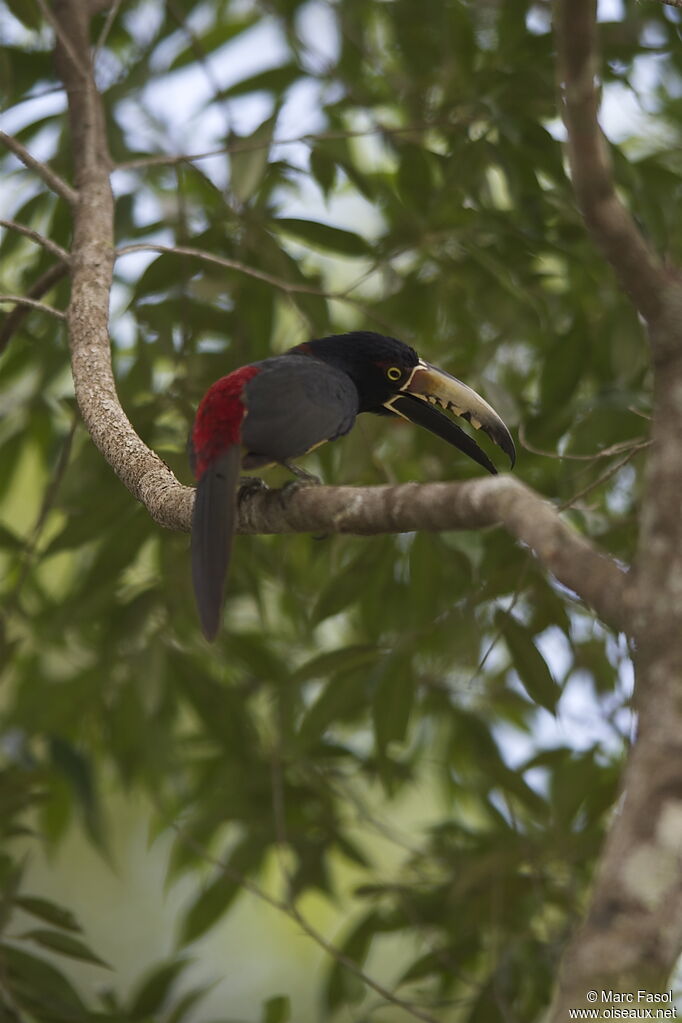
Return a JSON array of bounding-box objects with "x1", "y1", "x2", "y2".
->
[
  {"x1": 283, "y1": 461, "x2": 322, "y2": 485},
  {"x1": 279, "y1": 478, "x2": 321, "y2": 501},
  {"x1": 238, "y1": 476, "x2": 268, "y2": 502}
]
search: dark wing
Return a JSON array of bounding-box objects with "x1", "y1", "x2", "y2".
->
[
  {"x1": 241, "y1": 355, "x2": 359, "y2": 465},
  {"x1": 191, "y1": 445, "x2": 242, "y2": 641}
]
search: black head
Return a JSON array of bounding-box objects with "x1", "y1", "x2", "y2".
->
[
  {"x1": 290, "y1": 329, "x2": 516, "y2": 473},
  {"x1": 291, "y1": 331, "x2": 419, "y2": 412}
]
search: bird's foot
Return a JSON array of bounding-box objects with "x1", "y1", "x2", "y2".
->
[
  {"x1": 283, "y1": 461, "x2": 322, "y2": 485},
  {"x1": 280, "y1": 479, "x2": 313, "y2": 499},
  {"x1": 237, "y1": 476, "x2": 268, "y2": 502}
]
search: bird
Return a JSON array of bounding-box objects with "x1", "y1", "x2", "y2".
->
[{"x1": 189, "y1": 330, "x2": 515, "y2": 640}]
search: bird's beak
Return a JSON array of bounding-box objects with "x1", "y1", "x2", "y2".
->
[{"x1": 384, "y1": 360, "x2": 516, "y2": 474}]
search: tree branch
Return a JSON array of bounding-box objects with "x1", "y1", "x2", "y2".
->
[
  {"x1": 0, "y1": 263, "x2": 69, "y2": 354},
  {"x1": 175, "y1": 823, "x2": 440, "y2": 1023},
  {"x1": 117, "y1": 242, "x2": 376, "y2": 304},
  {"x1": 116, "y1": 243, "x2": 334, "y2": 295},
  {"x1": 0, "y1": 295, "x2": 66, "y2": 319},
  {"x1": 0, "y1": 220, "x2": 70, "y2": 264},
  {"x1": 236, "y1": 476, "x2": 629, "y2": 632},
  {"x1": 548, "y1": 0, "x2": 682, "y2": 1011},
  {"x1": 52, "y1": 0, "x2": 175, "y2": 523},
  {"x1": 0, "y1": 132, "x2": 78, "y2": 206},
  {"x1": 114, "y1": 471, "x2": 626, "y2": 635},
  {"x1": 554, "y1": 0, "x2": 668, "y2": 324},
  {"x1": 115, "y1": 122, "x2": 462, "y2": 171},
  {"x1": 93, "y1": 0, "x2": 123, "y2": 56}
]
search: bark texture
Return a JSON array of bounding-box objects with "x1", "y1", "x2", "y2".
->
[
  {"x1": 548, "y1": 0, "x2": 682, "y2": 1013},
  {"x1": 53, "y1": 0, "x2": 189, "y2": 530},
  {"x1": 236, "y1": 476, "x2": 628, "y2": 631}
]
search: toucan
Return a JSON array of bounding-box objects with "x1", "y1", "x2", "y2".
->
[{"x1": 189, "y1": 331, "x2": 515, "y2": 640}]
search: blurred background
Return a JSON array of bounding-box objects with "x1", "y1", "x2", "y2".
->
[{"x1": 1, "y1": 0, "x2": 679, "y2": 1018}]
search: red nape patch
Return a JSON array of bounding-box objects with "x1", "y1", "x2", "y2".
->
[{"x1": 190, "y1": 365, "x2": 260, "y2": 479}]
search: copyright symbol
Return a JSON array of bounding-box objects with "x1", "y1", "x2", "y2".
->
[{"x1": 587, "y1": 991, "x2": 598, "y2": 1003}]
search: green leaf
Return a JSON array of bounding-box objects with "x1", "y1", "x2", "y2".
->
[
  {"x1": 129, "y1": 958, "x2": 189, "y2": 1016},
  {"x1": 565, "y1": 401, "x2": 645, "y2": 457},
  {"x1": 48, "y1": 738, "x2": 102, "y2": 845},
  {"x1": 311, "y1": 558, "x2": 369, "y2": 623},
  {"x1": 15, "y1": 896, "x2": 81, "y2": 934},
  {"x1": 180, "y1": 873, "x2": 241, "y2": 946},
  {"x1": 0, "y1": 861, "x2": 24, "y2": 935},
  {"x1": 550, "y1": 750, "x2": 604, "y2": 827},
  {"x1": 230, "y1": 114, "x2": 278, "y2": 204},
  {"x1": 175, "y1": 658, "x2": 260, "y2": 754},
  {"x1": 496, "y1": 611, "x2": 560, "y2": 713},
  {"x1": 324, "y1": 912, "x2": 380, "y2": 1011},
  {"x1": 274, "y1": 218, "x2": 371, "y2": 257},
  {"x1": 397, "y1": 144, "x2": 434, "y2": 213},
  {"x1": 0, "y1": 943, "x2": 89, "y2": 1019},
  {"x1": 372, "y1": 653, "x2": 416, "y2": 756},
  {"x1": 134, "y1": 252, "x2": 191, "y2": 301},
  {"x1": 292, "y1": 645, "x2": 381, "y2": 684},
  {"x1": 0, "y1": 523, "x2": 23, "y2": 550},
  {"x1": 297, "y1": 672, "x2": 368, "y2": 747},
  {"x1": 21, "y1": 929, "x2": 110, "y2": 968},
  {"x1": 180, "y1": 839, "x2": 265, "y2": 945},
  {"x1": 166, "y1": 985, "x2": 211, "y2": 1023},
  {"x1": 309, "y1": 148, "x2": 337, "y2": 196},
  {"x1": 4, "y1": 0, "x2": 41, "y2": 29},
  {"x1": 539, "y1": 322, "x2": 589, "y2": 410},
  {"x1": 217, "y1": 63, "x2": 302, "y2": 99},
  {"x1": 262, "y1": 995, "x2": 290, "y2": 1023},
  {"x1": 167, "y1": 16, "x2": 259, "y2": 70}
]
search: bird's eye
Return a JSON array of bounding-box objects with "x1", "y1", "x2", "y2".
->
[{"x1": 386, "y1": 367, "x2": 402, "y2": 381}]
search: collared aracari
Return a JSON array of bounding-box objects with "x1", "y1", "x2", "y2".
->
[{"x1": 190, "y1": 331, "x2": 515, "y2": 640}]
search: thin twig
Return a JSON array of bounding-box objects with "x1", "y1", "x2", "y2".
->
[
  {"x1": 9, "y1": 414, "x2": 79, "y2": 605},
  {"x1": 318, "y1": 769, "x2": 425, "y2": 859},
  {"x1": 466, "y1": 441, "x2": 648, "y2": 685},
  {"x1": 0, "y1": 295, "x2": 66, "y2": 319},
  {"x1": 557, "y1": 441, "x2": 650, "y2": 512},
  {"x1": 166, "y1": 0, "x2": 232, "y2": 141},
  {"x1": 93, "y1": 0, "x2": 123, "y2": 57},
  {"x1": 174, "y1": 825, "x2": 441, "y2": 1023},
  {"x1": 115, "y1": 242, "x2": 330, "y2": 294},
  {"x1": 35, "y1": 0, "x2": 89, "y2": 78},
  {"x1": 117, "y1": 241, "x2": 400, "y2": 336},
  {"x1": 116, "y1": 123, "x2": 452, "y2": 171},
  {"x1": 0, "y1": 132, "x2": 78, "y2": 205},
  {"x1": 0, "y1": 220, "x2": 70, "y2": 264},
  {"x1": 115, "y1": 242, "x2": 370, "y2": 298},
  {"x1": 269, "y1": 738, "x2": 294, "y2": 906},
  {"x1": 519, "y1": 423, "x2": 648, "y2": 462},
  {"x1": 0, "y1": 263, "x2": 69, "y2": 354},
  {"x1": 466, "y1": 565, "x2": 529, "y2": 689}
]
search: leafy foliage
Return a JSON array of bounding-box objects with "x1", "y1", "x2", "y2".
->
[{"x1": 0, "y1": 0, "x2": 674, "y2": 1018}]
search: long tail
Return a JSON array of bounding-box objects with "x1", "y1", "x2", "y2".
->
[{"x1": 191, "y1": 446, "x2": 242, "y2": 641}]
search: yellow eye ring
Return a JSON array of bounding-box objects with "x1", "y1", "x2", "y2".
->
[{"x1": 386, "y1": 367, "x2": 402, "y2": 381}]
